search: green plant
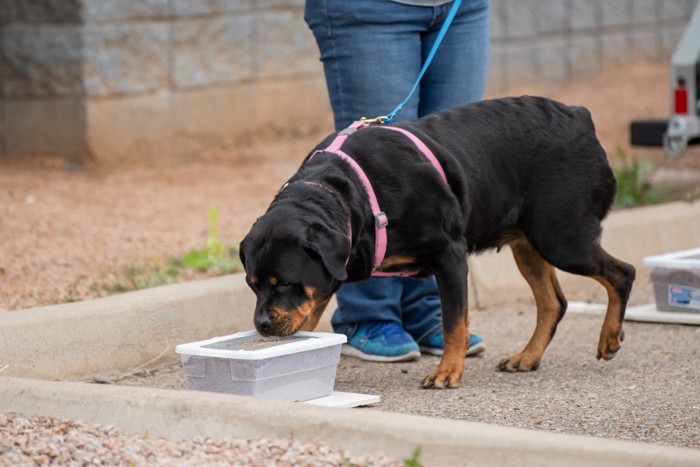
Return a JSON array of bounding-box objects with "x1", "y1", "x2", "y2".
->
[
  {"x1": 103, "y1": 257, "x2": 178, "y2": 294},
  {"x1": 182, "y1": 204, "x2": 238, "y2": 273},
  {"x1": 612, "y1": 146, "x2": 668, "y2": 208},
  {"x1": 404, "y1": 446, "x2": 423, "y2": 467},
  {"x1": 97, "y1": 205, "x2": 240, "y2": 297}
]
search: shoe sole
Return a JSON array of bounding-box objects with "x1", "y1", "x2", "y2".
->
[
  {"x1": 341, "y1": 344, "x2": 421, "y2": 362},
  {"x1": 419, "y1": 342, "x2": 486, "y2": 357}
]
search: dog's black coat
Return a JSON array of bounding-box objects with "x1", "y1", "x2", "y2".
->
[{"x1": 240, "y1": 96, "x2": 635, "y2": 388}]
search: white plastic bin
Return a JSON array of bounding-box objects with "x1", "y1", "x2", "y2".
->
[
  {"x1": 175, "y1": 330, "x2": 347, "y2": 401},
  {"x1": 643, "y1": 247, "x2": 700, "y2": 312}
]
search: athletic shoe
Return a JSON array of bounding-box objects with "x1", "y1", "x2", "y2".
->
[
  {"x1": 341, "y1": 321, "x2": 421, "y2": 362},
  {"x1": 419, "y1": 331, "x2": 486, "y2": 357}
]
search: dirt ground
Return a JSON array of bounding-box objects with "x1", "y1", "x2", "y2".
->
[{"x1": 1, "y1": 59, "x2": 700, "y2": 311}]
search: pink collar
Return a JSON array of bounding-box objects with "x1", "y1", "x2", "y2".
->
[{"x1": 308, "y1": 121, "x2": 447, "y2": 276}]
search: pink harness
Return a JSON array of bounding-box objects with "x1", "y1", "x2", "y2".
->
[{"x1": 308, "y1": 121, "x2": 448, "y2": 276}]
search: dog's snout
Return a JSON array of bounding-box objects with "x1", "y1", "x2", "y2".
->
[
  {"x1": 254, "y1": 311, "x2": 273, "y2": 336},
  {"x1": 254, "y1": 309, "x2": 275, "y2": 336}
]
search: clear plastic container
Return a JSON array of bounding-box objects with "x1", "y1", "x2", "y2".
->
[
  {"x1": 643, "y1": 247, "x2": 700, "y2": 312},
  {"x1": 175, "y1": 330, "x2": 346, "y2": 401}
]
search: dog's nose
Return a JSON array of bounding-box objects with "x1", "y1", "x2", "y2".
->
[{"x1": 254, "y1": 314, "x2": 273, "y2": 336}]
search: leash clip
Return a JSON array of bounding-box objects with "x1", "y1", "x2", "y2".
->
[
  {"x1": 359, "y1": 115, "x2": 389, "y2": 125},
  {"x1": 374, "y1": 212, "x2": 388, "y2": 229}
]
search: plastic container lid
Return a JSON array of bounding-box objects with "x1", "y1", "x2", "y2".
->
[
  {"x1": 175, "y1": 330, "x2": 347, "y2": 360},
  {"x1": 643, "y1": 247, "x2": 700, "y2": 269}
]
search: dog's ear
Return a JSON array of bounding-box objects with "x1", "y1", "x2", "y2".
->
[
  {"x1": 304, "y1": 223, "x2": 350, "y2": 282},
  {"x1": 238, "y1": 238, "x2": 247, "y2": 271}
]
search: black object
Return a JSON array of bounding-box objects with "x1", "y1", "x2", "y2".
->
[{"x1": 630, "y1": 119, "x2": 667, "y2": 146}]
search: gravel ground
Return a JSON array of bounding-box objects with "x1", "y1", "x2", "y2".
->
[
  {"x1": 2, "y1": 60, "x2": 700, "y2": 464},
  {"x1": 0, "y1": 413, "x2": 402, "y2": 466}
]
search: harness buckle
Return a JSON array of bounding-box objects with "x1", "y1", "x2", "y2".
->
[
  {"x1": 360, "y1": 115, "x2": 389, "y2": 125},
  {"x1": 374, "y1": 212, "x2": 388, "y2": 229}
]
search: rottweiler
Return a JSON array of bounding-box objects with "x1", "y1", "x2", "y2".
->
[{"x1": 239, "y1": 96, "x2": 636, "y2": 389}]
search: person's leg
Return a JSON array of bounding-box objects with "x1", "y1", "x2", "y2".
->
[
  {"x1": 305, "y1": 0, "x2": 490, "y2": 359},
  {"x1": 305, "y1": 0, "x2": 429, "y2": 361},
  {"x1": 400, "y1": 0, "x2": 490, "y2": 354},
  {"x1": 304, "y1": 0, "x2": 424, "y2": 129},
  {"x1": 331, "y1": 278, "x2": 403, "y2": 337},
  {"x1": 400, "y1": 276, "x2": 442, "y2": 343},
  {"x1": 419, "y1": 0, "x2": 490, "y2": 115},
  {"x1": 400, "y1": 276, "x2": 486, "y2": 357},
  {"x1": 332, "y1": 277, "x2": 422, "y2": 362}
]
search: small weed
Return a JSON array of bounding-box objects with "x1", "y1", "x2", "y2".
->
[
  {"x1": 103, "y1": 257, "x2": 178, "y2": 294},
  {"x1": 181, "y1": 205, "x2": 238, "y2": 273},
  {"x1": 404, "y1": 446, "x2": 423, "y2": 467},
  {"x1": 99, "y1": 205, "x2": 240, "y2": 296},
  {"x1": 612, "y1": 146, "x2": 669, "y2": 208}
]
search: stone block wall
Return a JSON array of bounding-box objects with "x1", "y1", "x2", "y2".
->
[
  {"x1": 0, "y1": 0, "x2": 697, "y2": 164},
  {"x1": 0, "y1": 0, "x2": 324, "y2": 163},
  {"x1": 489, "y1": 0, "x2": 698, "y2": 91}
]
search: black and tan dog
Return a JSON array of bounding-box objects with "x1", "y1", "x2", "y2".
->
[{"x1": 239, "y1": 96, "x2": 635, "y2": 389}]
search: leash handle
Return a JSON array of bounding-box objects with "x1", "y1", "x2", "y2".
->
[{"x1": 384, "y1": 0, "x2": 463, "y2": 124}]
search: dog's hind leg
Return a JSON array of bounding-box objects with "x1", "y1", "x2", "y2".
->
[
  {"x1": 498, "y1": 235, "x2": 567, "y2": 372},
  {"x1": 539, "y1": 236, "x2": 635, "y2": 362},
  {"x1": 590, "y1": 249, "x2": 636, "y2": 360}
]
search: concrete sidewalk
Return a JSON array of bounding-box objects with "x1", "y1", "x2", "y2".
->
[{"x1": 1, "y1": 201, "x2": 700, "y2": 465}]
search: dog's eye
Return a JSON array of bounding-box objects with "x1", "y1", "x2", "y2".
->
[
  {"x1": 246, "y1": 277, "x2": 259, "y2": 293},
  {"x1": 276, "y1": 281, "x2": 291, "y2": 290}
]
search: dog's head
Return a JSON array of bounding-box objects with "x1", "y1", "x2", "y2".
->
[{"x1": 239, "y1": 206, "x2": 350, "y2": 336}]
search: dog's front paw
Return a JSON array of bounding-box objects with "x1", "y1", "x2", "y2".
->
[
  {"x1": 596, "y1": 329, "x2": 624, "y2": 361},
  {"x1": 421, "y1": 363, "x2": 463, "y2": 389},
  {"x1": 496, "y1": 352, "x2": 541, "y2": 372}
]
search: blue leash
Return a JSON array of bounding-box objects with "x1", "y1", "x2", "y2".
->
[{"x1": 380, "y1": 0, "x2": 463, "y2": 124}]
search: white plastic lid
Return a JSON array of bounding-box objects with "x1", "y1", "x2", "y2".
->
[
  {"x1": 175, "y1": 329, "x2": 347, "y2": 360},
  {"x1": 643, "y1": 247, "x2": 700, "y2": 269}
]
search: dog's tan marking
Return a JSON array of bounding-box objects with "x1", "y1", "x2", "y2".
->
[
  {"x1": 275, "y1": 287, "x2": 332, "y2": 334},
  {"x1": 377, "y1": 255, "x2": 417, "y2": 271},
  {"x1": 249, "y1": 276, "x2": 258, "y2": 286},
  {"x1": 422, "y1": 325, "x2": 468, "y2": 389},
  {"x1": 300, "y1": 294, "x2": 332, "y2": 332},
  {"x1": 266, "y1": 307, "x2": 291, "y2": 334},
  {"x1": 303, "y1": 286, "x2": 316, "y2": 299},
  {"x1": 592, "y1": 274, "x2": 623, "y2": 360},
  {"x1": 498, "y1": 234, "x2": 565, "y2": 372},
  {"x1": 268, "y1": 276, "x2": 278, "y2": 286},
  {"x1": 265, "y1": 288, "x2": 332, "y2": 335}
]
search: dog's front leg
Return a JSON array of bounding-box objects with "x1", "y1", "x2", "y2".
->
[{"x1": 421, "y1": 250, "x2": 469, "y2": 389}]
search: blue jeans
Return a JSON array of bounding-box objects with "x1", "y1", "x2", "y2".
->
[{"x1": 304, "y1": 0, "x2": 489, "y2": 342}]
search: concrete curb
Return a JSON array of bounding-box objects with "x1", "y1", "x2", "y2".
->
[
  {"x1": 1, "y1": 376, "x2": 699, "y2": 466},
  {"x1": 0, "y1": 275, "x2": 259, "y2": 380}
]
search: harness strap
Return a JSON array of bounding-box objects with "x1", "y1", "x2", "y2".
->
[
  {"x1": 309, "y1": 122, "x2": 448, "y2": 276},
  {"x1": 310, "y1": 122, "x2": 389, "y2": 271},
  {"x1": 377, "y1": 126, "x2": 447, "y2": 184}
]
